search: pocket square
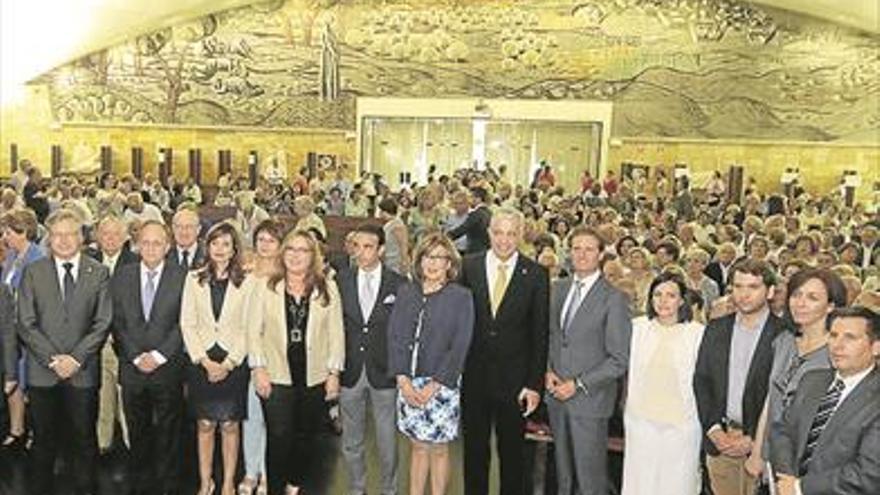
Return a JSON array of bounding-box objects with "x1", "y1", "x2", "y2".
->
[{"x1": 383, "y1": 294, "x2": 396, "y2": 304}]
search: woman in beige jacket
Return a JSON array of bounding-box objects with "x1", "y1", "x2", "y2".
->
[
  {"x1": 181, "y1": 221, "x2": 250, "y2": 495},
  {"x1": 249, "y1": 229, "x2": 344, "y2": 495}
]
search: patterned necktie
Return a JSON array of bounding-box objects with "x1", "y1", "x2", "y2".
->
[
  {"x1": 799, "y1": 378, "x2": 845, "y2": 474},
  {"x1": 360, "y1": 271, "x2": 376, "y2": 321},
  {"x1": 562, "y1": 281, "x2": 584, "y2": 334},
  {"x1": 142, "y1": 270, "x2": 157, "y2": 319},
  {"x1": 62, "y1": 262, "x2": 75, "y2": 304},
  {"x1": 491, "y1": 263, "x2": 509, "y2": 316}
]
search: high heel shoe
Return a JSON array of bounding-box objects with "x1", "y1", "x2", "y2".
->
[
  {"x1": 1, "y1": 433, "x2": 25, "y2": 452},
  {"x1": 237, "y1": 477, "x2": 256, "y2": 495},
  {"x1": 197, "y1": 479, "x2": 215, "y2": 495}
]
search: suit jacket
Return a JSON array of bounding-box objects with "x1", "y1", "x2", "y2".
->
[
  {"x1": 704, "y1": 261, "x2": 730, "y2": 295},
  {"x1": 85, "y1": 246, "x2": 140, "y2": 277},
  {"x1": 338, "y1": 265, "x2": 405, "y2": 389},
  {"x1": 180, "y1": 271, "x2": 249, "y2": 369},
  {"x1": 165, "y1": 244, "x2": 205, "y2": 271},
  {"x1": 460, "y1": 252, "x2": 549, "y2": 400},
  {"x1": 448, "y1": 205, "x2": 491, "y2": 254},
  {"x1": 248, "y1": 278, "x2": 345, "y2": 387},
  {"x1": 110, "y1": 262, "x2": 187, "y2": 386},
  {"x1": 546, "y1": 275, "x2": 632, "y2": 418},
  {"x1": 693, "y1": 312, "x2": 783, "y2": 455},
  {"x1": 16, "y1": 256, "x2": 112, "y2": 388},
  {"x1": 770, "y1": 368, "x2": 880, "y2": 495},
  {"x1": 0, "y1": 283, "x2": 14, "y2": 381}
]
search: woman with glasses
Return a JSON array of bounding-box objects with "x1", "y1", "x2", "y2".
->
[
  {"x1": 746, "y1": 268, "x2": 847, "y2": 480},
  {"x1": 388, "y1": 232, "x2": 474, "y2": 495},
  {"x1": 248, "y1": 230, "x2": 344, "y2": 495},
  {"x1": 181, "y1": 221, "x2": 251, "y2": 495}
]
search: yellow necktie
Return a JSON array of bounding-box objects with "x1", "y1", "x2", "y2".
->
[{"x1": 491, "y1": 263, "x2": 509, "y2": 316}]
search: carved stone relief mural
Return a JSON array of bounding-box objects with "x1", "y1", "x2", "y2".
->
[{"x1": 43, "y1": 0, "x2": 879, "y2": 141}]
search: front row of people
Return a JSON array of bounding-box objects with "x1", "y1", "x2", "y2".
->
[{"x1": 1, "y1": 206, "x2": 877, "y2": 495}]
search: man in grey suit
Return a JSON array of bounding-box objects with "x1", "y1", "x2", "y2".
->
[
  {"x1": 338, "y1": 223, "x2": 406, "y2": 495},
  {"x1": 770, "y1": 305, "x2": 880, "y2": 495},
  {"x1": 545, "y1": 226, "x2": 632, "y2": 495},
  {"x1": 17, "y1": 208, "x2": 112, "y2": 495}
]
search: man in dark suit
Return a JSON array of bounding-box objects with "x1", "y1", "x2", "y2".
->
[
  {"x1": 459, "y1": 206, "x2": 549, "y2": 495},
  {"x1": 111, "y1": 220, "x2": 187, "y2": 495},
  {"x1": 86, "y1": 214, "x2": 140, "y2": 453},
  {"x1": 166, "y1": 207, "x2": 204, "y2": 270},
  {"x1": 705, "y1": 241, "x2": 738, "y2": 296},
  {"x1": 694, "y1": 259, "x2": 784, "y2": 495},
  {"x1": 17, "y1": 208, "x2": 112, "y2": 495},
  {"x1": 448, "y1": 186, "x2": 492, "y2": 254},
  {"x1": 338, "y1": 223, "x2": 406, "y2": 495},
  {"x1": 0, "y1": 282, "x2": 13, "y2": 431},
  {"x1": 770, "y1": 306, "x2": 880, "y2": 495},
  {"x1": 545, "y1": 226, "x2": 632, "y2": 495}
]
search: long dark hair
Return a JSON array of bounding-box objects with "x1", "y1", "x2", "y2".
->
[{"x1": 196, "y1": 221, "x2": 246, "y2": 288}]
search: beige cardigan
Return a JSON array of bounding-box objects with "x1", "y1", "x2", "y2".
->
[
  {"x1": 248, "y1": 277, "x2": 345, "y2": 387},
  {"x1": 180, "y1": 271, "x2": 250, "y2": 370}
]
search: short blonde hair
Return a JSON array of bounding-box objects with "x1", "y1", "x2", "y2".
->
[{"x1": 411, "y1": 231, "x2": 461, "y2": 284}]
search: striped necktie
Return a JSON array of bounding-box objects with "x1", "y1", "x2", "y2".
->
[{"x1": 799, "y1": 378, "x2": 845, "y2": 475}]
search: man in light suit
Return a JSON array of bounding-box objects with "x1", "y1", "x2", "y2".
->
[
  {"x1": 17, "y1": 208, "x2": 112, "y2": 495},
  {"x1": 338, "y1": 223, "x2": 406, "y2": 495},
  {"x1": 770, "y1": 306, "x2": 880, "y2": 495},
  {"x1": 459, "y1": 206, "x2": 549, "y2": 495},
  {"x1": 545, "y1": 226, "x2": 632, "y2": 495},
  {"x1": 86, "y1": 214, "x2": 140, "y2": 453},
  {"x1": 110, "y1": 220, "x2": 187, "y2": 495}
]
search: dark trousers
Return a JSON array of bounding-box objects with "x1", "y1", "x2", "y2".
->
[
  {"x1": 29, "y1": 384, "x2": 99, "y2": 495},
  {"x1": 122, "y1": 377, "x2": 183, "y2": 492},
  {"x1": 262, "y1": 383, "x2": 325, "y2": 494},
  {"x1": 463, "y1": 390, "x2": 527, "y2": 495}
]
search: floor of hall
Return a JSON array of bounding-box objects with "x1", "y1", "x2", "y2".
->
[{"x1": 0, "y1": 424, "x2": 623, "y2": 495}]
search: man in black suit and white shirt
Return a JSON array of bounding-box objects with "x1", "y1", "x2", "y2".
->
[
  {"x1": 694, "y1": 259, "x2": 783, "y2": 495},
  {"x1": 166, "y1": 207, "x2": 204, "y2": 270},
  {"x1": 17, "y1": 208, "x2": 112, "y2": 495},
  {"x1": 770, "y1": 306, "x2": 880, "y2": 495},
  {"x1": 337, "y1": 223, "x2": 406, "y2": 495},
  {"x1": 459, "y1": 206, "x2": 549, "y2": 495},
  {"x1": 110, "y1": 220, "x2": 187, "y2": 495},
  {"x1": 448, "y1": 187, "x2": 492, "y2": 255}
]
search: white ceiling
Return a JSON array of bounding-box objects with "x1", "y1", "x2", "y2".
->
[{"x1": 1, "y1": 0, "x2": 877, "y2": 105}]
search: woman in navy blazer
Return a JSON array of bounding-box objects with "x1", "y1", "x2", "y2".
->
[
  {"x1": 389, "y1": 231, "x2": 473, "y2": 495},
  {"x1": 1, "y1": 208, "x2": 44, "y2": 451}
]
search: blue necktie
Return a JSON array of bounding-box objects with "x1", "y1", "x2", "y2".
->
[
  {"x1": 142, "y1": 270, "x2": 157, "y2": 319},
  {"x1": 562, "y1": 281, "x2": 584, "y2": 334}
]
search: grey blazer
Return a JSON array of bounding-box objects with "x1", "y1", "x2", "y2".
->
[
  {"x1": 546, "y1": 275, "x2": 632, "y2": 418},
  {"x1": 0, "y1": 283, "x2": 14, "y2": 380},
  {"x1": 770, "y1": 368, "x2": 880, "y2": 494},
  {"x1": 17, "y1": 256, "x2": 112, "y2": 388}
]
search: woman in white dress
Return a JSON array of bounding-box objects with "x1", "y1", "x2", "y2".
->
[{"x1": 622, "y1": 271, "x2": 705, "y2": 495}]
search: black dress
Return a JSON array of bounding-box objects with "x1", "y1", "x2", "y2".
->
[{"x1": 187, "y1": 278, "x2": 249, "y2": 421}]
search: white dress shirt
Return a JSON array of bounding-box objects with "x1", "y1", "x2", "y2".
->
[
  {"x1": 357, "y1": 265, "x2": 382, "y2": 320},
  {"x1": 485, "y1": 250, "x2": 518, "y2": 297},
  {"x1": 55, "y1": 253, "x2": 82, "y2": 290},
  {"x1": 559, "y1": 270, "x2": 601, "y2": 330},
  {"x1": 133, "y1": 261, "x2": 168, "y2": 366}
]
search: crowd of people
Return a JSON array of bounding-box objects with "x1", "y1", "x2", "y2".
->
[{"x1": 0, "y1": 157, "x2": 878, "y2": 495}]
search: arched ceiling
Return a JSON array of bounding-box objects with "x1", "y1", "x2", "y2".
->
[{"x1": 1, "y1": 0, "x2": 877, "y2": 104}]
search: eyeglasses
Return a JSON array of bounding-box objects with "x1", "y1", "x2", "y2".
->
[
  {"x1": 423, "y1": 254, "x2": 450, "y2": 262},
  {"x1": 284, "y1": 246, "x2": 312, "y2": 254}
]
